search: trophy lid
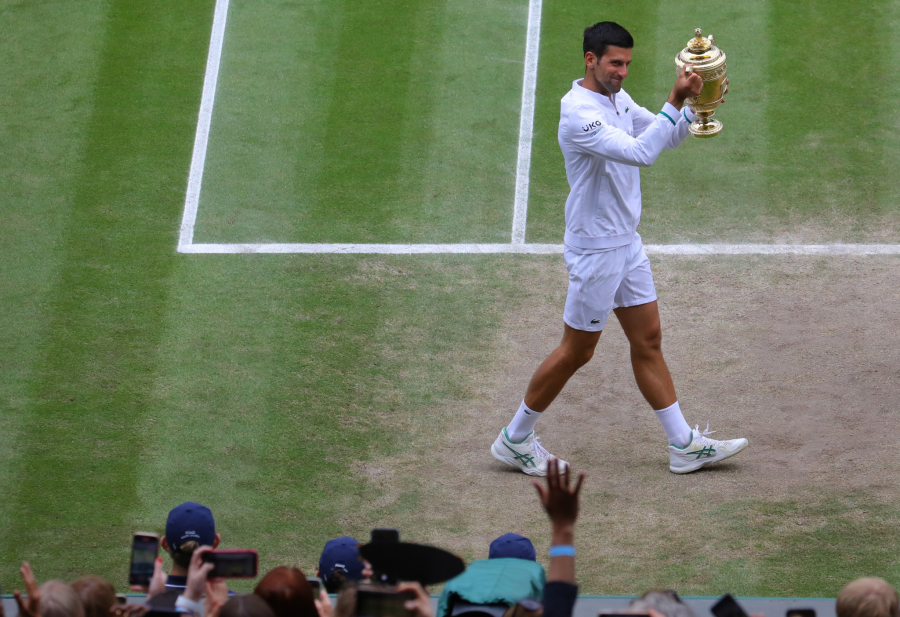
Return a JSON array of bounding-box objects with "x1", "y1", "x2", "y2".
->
[{"x1": 675, "y1": 27, "x2": 725, "y2": 70}]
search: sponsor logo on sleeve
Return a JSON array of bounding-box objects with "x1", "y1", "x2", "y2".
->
[{"x1": 581, "y1": 120, "x2": 602, "y2": 132}]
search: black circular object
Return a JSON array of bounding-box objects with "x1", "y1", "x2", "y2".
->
[{"x1": 358, "y1": 542, "x2": 465, "y2": 586}]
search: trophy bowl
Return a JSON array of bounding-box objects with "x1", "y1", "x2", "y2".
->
[{"x1": 675, "y1": 28, "x2": 727, "y2": 137}]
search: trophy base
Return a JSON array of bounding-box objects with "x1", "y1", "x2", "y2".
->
[{"x1": 689, "y1": 118, "x2": 723, "y2": 138}]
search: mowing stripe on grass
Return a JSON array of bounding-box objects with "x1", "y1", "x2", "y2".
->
[
  {"x1": 0, "y1": 0, "x2": 110, "y2": 572},
  {"x1": 178, "y1": 0, "x2": 229, "y2": 251},
  {"x1": 511, "y1": 0, "x2": 543, "y2": 245},
  {"x1": 182, "y1": 243, "x2": 900, "y2": 255},
  {"x1": 0, "y1": 0, "x2": 212, "y2": 584}
]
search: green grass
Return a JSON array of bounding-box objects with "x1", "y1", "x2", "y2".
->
[
  {"x1": 2, "y1": 0, "x2": 900, "y2": 597},
  {"x1": 198, "y1": 0, "x2": 525, "y2": 244}
]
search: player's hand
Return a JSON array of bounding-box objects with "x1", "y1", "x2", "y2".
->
[{"x1": 668, "y1": 65, "x2": 704, "y2": 109}]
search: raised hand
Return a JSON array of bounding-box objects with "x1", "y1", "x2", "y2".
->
[
  {"x1": 13, "y1": 562, "x2": 41, "y2": 617},
  {"x1": 397, "y1": 582, "x2": 435, "y2": 617},
  {"x1": 533, "y1": 457, "x2": 585, "y2": 530},
  {"x1": 183, "y1": 546, "x2": 216, "y2": 602}
]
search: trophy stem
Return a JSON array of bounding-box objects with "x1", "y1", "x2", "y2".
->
[{"x1": 689, "y1": 112, "x2": 723, "y2": 138}]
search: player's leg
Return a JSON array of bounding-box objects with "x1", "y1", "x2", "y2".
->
[
  {"x1": 523, "y1": 324, "x2": 602, "y2": 413},
  {"x1": 492, "y1": 247, "x2": 618, "y2": 476},
  {"x1": 492, "y1": 326, "x2": 600, "y2": 476},
  {"x1": 613, "y1": 241, "x2": 747, "y2": 473},
  {"x1": 613, "y1": 301, "x2": 691, "y2": 449}
]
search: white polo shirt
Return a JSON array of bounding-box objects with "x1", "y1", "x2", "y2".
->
[{"x1": 558, "y1": 79, "x2": 695, "y2": 251}]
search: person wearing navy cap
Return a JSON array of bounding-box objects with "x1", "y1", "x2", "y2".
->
[
  {"x1": 146, "y1": 501, "x2": 221, "y2": 609},
  {"x1": 488, "y1": 533, "x2": 537, "y2": 561},
  {"x1": 316, "y1": 536, "x2": 371, "y2": 593}
]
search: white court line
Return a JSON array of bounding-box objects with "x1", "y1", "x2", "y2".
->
[
  {"x1": 178, "y1": 0, "x2": 230, "y2": 251},
  {"x1": 510, "y1": 0, "x2": 542, "y2": 245},
  {"x1": 182, "y1": 243, "x2": 900, "y2": 255}
]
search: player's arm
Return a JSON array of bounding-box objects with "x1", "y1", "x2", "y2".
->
[
  {"x1": 632, "y1": 65, "x2": 705, "y2": 148},
  {"x1": 567, "y1": 103, "x2": 681, "y2": 167}
]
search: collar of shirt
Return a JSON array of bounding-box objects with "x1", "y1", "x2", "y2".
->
[
  {"x1": 165, "y1": 575, "x2": 187, "y2": 589},
  {"x1": 573, "y1": 79, "x2": 619, "y2": 113}
]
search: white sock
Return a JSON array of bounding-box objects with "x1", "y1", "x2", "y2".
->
[
  {"x1": 506, "y1": 400, "x2": 541, "y2": 442},
  {"x1": 654, "y1": 401, "x2": 692, "y2": 447}
]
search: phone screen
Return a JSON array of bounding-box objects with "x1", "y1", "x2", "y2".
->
[
  {"x1": 711, "y1": 595, "x2": 749, "y2": 617},
  {"x1": 201, "y1": 550, "x2": 259, "y2": 578},
  {"x1": 129, "y1": 534, "x2": 159, "y2": 586},
  {"x1": 355, "y1": 589, "x2": 414, "y2": 617}
]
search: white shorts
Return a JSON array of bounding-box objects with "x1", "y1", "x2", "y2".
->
[{"x1": 563, "y1": 235, "x2": 657, "y2": 332}]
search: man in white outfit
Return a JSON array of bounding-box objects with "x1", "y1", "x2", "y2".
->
[{"x1": 491, "y1": 21, "x2": 747, "y2": 476}]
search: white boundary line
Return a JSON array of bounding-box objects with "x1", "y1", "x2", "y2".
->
[
  {"x1": 178, "y1": 0, "x2": 230, "y2": 251},
  {"x1": 510, "y1": 0, "x2": 542, "y2": 244},
  {"x1": 176, "y1": 1, "x2": 900, "y2": 257},
  {"x1": 182, "y1": 243, "x2": 900, "y2": 255}
]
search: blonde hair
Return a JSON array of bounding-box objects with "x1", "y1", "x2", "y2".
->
[
  {"x1": 837, "y1": 578, "x2": 900, "y2": 617},
  {"x1": 39, "y1": 580, "x2": 85, "y2": 617}
]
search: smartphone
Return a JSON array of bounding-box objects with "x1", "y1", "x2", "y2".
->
[
  {"x1": 307, "y1": 577, "x2": 322, "y2": 595},
  {"x1": 201, "y1": 549, "x2": 259, "y2": 578},
  {"x1": 355, "y1": 586, "x2": 415, "y2": 617},
  {"x1": 711, "y1": 594, "x2": 749, "y2": 617},
  {"x1": 370, "y1": 529, "x2": 400, "y2": 544},
  {"x1": 129, "y1": 532, "x2": 160, "y2": 587},
  {"x1": 787, "y1": 610, "x2": 816, "y2": 617}
]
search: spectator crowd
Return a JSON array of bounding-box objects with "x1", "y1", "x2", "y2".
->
[{"x1": 3, "y1": 461, "x2": 898, "y2": 617}]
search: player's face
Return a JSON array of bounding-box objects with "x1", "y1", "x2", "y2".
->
[{"x1": 587, "y1": 46, "x2": 632, "y2": 96}]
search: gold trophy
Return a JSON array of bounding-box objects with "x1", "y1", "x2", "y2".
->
[{"x1": 675, "y1": 28, "x2": 727, "y2": 137}]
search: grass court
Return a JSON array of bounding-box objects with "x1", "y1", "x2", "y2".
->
[{"x1": 1, "y1": 0, "x2": 900, "y2": 597}]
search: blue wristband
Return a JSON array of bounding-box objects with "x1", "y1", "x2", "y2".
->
[{"x1": 549, "y1": 545, "x2": 576, "y2": 557}]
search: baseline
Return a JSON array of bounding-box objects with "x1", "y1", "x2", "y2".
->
[{"x1": 181, "y1": 243, "x2": 900, "y2": 255}]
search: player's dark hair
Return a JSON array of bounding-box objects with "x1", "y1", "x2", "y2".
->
[{"x1": 583, "y1": 21, "x2": 633, "y2": 60}]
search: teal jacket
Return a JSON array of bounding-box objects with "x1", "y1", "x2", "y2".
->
[{"x1": 436, "y1": 559, "x2": 546, "y2": 617}]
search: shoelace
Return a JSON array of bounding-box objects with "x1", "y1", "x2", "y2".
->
[
  {"x1": 693, "y1": 422, "x2": 719, "y2": 445},
  {"x1": 532, "y1": 435, "x2": 551, "y2": 462}
]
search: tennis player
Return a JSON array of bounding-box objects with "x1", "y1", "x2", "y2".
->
[{"x1": 491, "y1": 21, "x2": 747, "y2": 476}]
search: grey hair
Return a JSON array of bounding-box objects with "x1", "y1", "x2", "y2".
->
[{"x1": 630, "y1": 592, "x2": 698, "y2": 617}]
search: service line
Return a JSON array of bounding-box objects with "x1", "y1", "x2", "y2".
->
[
  {"x1": 178, "y1": 0, "x2": 230, "y2": 251},
  {"x1": 510, "y1": 0, "x2": 542, "y2": 245}
]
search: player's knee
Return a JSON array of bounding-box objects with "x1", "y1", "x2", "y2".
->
[
  {"x1": 632, "y1": 326, "x2": 662, "y2": 356},
  {"x1": 562, "y1": 345, "x2": 594, "y2": 369}
]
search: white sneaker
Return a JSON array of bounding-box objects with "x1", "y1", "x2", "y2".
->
[
  {"x1": 668, "y1": 424, "x2": 748, "y2": 474},
  {"x1": 491, "y1": 428, "x2": 567, "y2": 477}
]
